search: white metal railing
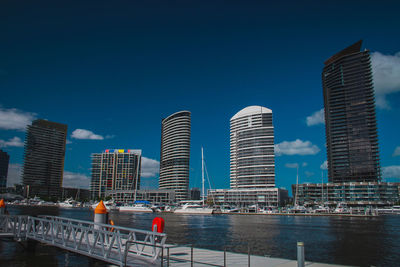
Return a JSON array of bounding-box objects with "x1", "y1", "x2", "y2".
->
[{"x1": 0, "y1": 215, "x2": 167, "y2": 266}]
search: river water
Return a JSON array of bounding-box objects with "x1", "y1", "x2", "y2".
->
[{"x1": 1, "y1": 206, "x2": 399, "y2": 266}]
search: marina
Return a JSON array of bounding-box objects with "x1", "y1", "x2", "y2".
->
[{"x1": 1, "y1": 205, "x2": 399, "y2": 266}]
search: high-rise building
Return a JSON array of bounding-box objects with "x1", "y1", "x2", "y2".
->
[
  {"x1": 22, "y1": 119, "x2": 67, "y2": 199},
  {"x1": 0, "y1": 149, "x2": 10, "y2": 190},
  {"x1": 230, "y1": 106, "x2": 275, "y2": 189},
  {"x1": 322, "y1": 40, "x2": 380, "y2": 183},
  {"x1": 159, "y1": 111, "x2": 191, "y2": 201},
  {"x1": 90, "y1": 149, "x2": 141, "y2": 200},
  {"x1": 209, "y1": 106, "x2": 286, "y2": 207}
]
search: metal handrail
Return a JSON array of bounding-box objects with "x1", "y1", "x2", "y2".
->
[{"x1": 0, "y1": 215, "x2": 168, "y2": 266}]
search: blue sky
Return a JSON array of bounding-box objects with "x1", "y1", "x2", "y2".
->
[{"x1": 1, "y1": 0, "x2": 399, "y2": 194}]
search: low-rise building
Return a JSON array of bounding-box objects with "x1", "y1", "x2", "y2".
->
[
  {"x1": 106, "y1": 189, "x2": 175, "y2": 204},
  {"x1": 292, "y1": 182, "x2": 400, "y2": 206},
  {"x1": 208, "y1": 188, "x2": 288, "y2": 207}
]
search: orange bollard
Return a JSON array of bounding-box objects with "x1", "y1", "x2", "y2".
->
[
  {"x1": 94, "y1": 200, "x2": 108, "y2": 229},
  {"x1": 0, "y1": 199, "x2": 5, "y2": 215}
]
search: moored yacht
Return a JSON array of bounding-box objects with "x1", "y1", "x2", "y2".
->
[
  {"x1": 174, "y1": 203, "x2": 214, "y2": 214},
  {"x1": 119, "y1": 201, "x2": 153, "y2": 213},
  {"x1": 58, "y1": 197, "x2": 78, "y2": 208}
]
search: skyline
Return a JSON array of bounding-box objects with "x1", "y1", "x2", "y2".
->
[{"x1": 1, "y1": 1, "x2": 400, "y2": 194}]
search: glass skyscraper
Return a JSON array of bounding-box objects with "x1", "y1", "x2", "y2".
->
[
  {"x1": 159, "y1": 111, "x2": 191, "y2": 201},
  {"x1": 230, "y1": 106, "x2": 275, "y2": 189},
  {"x1": 22, "y1": 119, "x2": 68, "y2": 199},
  {"x1": 322, "y1": 40, "x2": 380, "y2": 183},
  {"x1": 0, "y1": 149, "x2": 9, "y2": 190}
]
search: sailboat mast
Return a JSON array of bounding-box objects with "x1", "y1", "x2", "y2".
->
[
  {"x1": 294, "y1": 166, "x2": 299, "y2": 207},
  {"x1": 202, "y1": 147, "x2": 205, "y2": 206}
]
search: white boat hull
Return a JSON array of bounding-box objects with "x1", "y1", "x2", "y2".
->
[
  {"x1": 174, "y1": 208, "x2": 214, "y2": 214},
  {"x1": 119, "y1": 206, "x2": 153, "y2": 213}
]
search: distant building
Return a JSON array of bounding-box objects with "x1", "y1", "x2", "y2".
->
[
  {"x1": 159, "y1": 111, "x2": 191, "y2": 201},
  {"x1": 190, "y1": 187, "x2": 200, "y2": 200},
  {"x1": 208, "y1": 187, "x2": 288, "y2": 207},
  {"x1": 322, "y1": 40, "x2": 380, "y2": 183},
  {"x1": 106, "y1": 189, "x2": 175, "y2": 204},
  {"x1": 22, "y1": 119, "x2": 67, "y2": 199},
  {"x1": 292, "y1": 182, "x2": 400, "y2": 207},
  {"x1": 0, "y1": 149, "x2": 9, "y2": 191},
  {"x1": 62, "y1": 187, "x2": 90, "y2": 201},
  {"x1": 90, "y1": 149, "x2": 141, "y2": 200},
  {"x1": 209, "y1": 106, "x2": 284, "y2": 207}
]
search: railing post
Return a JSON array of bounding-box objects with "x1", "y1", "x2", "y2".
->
[
  {"x1": 167, "y1": 247, "x2": 170, "y2": 267},
  {"x1": 191, "y1": 245, "x2": 194, "y2": 267},
  {"x1": 248, "y1": 244, "x2": 250, "y2": 267},
  {"x1": 161, "y1": 245, "x2": 164, "y2": 267},
  {"x1": 224, "y1": 247, "x2": 226, "y2": 267},
  {"x1": 297, "y1": 241, "x2": 305, "y2": 267}
]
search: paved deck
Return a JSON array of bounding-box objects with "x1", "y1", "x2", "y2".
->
[{"x1": 163, "y1": 245, "x2": 349, "y2": 267}]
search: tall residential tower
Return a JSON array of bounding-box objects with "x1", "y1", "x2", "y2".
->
[
  {"x1": 22, "y1": 119, "x2": 67, "y2": 199},
  {"x1": 230, "y1": 106, "x2": 275, "y2": 189},
  {"x1": 0, "y1": 149, "x2": 10, "y2": 190},
  {"x1": 322, "y1": 40, "x2": 380, "y2": 183},
  {"x1": 159, "y1": 111, "x2": 191, "y2": 201}
]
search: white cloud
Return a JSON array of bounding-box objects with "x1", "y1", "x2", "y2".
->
[
  {"x1": 382, "y1": 166, "x2": 400, "y2": 179},
  {"x1": 7, "y1": 163, "x2": 22, "y2": 187},
  {"x1": 285, "y1": 163, "x2": 299, "y2": 169},
  {"x1": 0, "y1": 107, "x2": 36, "y2": 131},
  {"x1": 71, "y1": 129, "x2": 104, "y2": 140},
  {"x1": 275, "y1": 139, "x2": 320, "y2": 156},
  {"x1": 393, "y1": 146, "x2": 400, "y2": 157},
  {"x1": 105, "y1": 135, "x2": 115, "y2": 139},
  {"x1": 66, "y1": 139, "x2": 73, "y2": 144},
  {"x1": 141, "y1": 157, "x2": 160, "y2": 178},
  {"x1": 62, "y1": 171, "x2": 91, "y2": 189},
  {"x1": 0, "y1": 137, "x2": 24, "y2": 148},
  {"x1": 305, "y1": 171, "x2": 314, "y2": 177},
  {"x1": 371, "y1": 51, "x2": 400, "y2": 109},
  {"x1": 302, "y1": 162, "x2": 308, "y2": 167},
  {"x1": 306, "y1": 108, "x2": 325, "y2": 126},
  {"x1": 320, "y1": 160, "x2": 328, "y2": 170}
]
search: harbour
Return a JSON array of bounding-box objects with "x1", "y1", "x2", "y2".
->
[{"x1": 1, "y1": 205, "x2": 400, "y2": 266}]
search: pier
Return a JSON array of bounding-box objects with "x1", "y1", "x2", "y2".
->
[{"x1": 0, "y1": 214, "x2": 349, "y2": 267}]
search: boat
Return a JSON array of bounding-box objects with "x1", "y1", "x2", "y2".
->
[
  {"x1": 313, "y1": 205, "x2": 330, "y2": 213},
  {"x1": 376, "y1": 205, "x2": 400, "y2": 215},
  {"x1": 91, "y1": 199, "x2": 118, "y2": 211},
  {"x1": 334, "y1": 202, "x2": 349, "y2": 213},
  {"x1": 174, "y1": 147, "x2": 214, "y2": 215},
  {"x1": 174, "y1": 203, "x2": 214, "y2": 214},
  {"x1": 119, "y1": 200, "x2": 153, "y2": 213},
  {"x1": 58, "y1": 197, "x2": 78, "y2": 208}
]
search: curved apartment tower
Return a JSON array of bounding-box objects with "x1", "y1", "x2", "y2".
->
[
  {"x1": 322, "y1": 40, "x2": 380, "y2": 183},
  {"x1": 230, "y1": 106, "x2": 275, "y2": 189},
  {"x1": 159, "y1": 111, "x2": 191, "y2": 201}
]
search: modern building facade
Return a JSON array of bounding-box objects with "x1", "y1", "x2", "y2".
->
[
  {"x1": 292, "y1": 182, "x2": 400, "y2": 207},
  {"x1": 90, "y1": 149, "x2": 141, "y2": 200},
  {"x1": 22, "y1": 119, "x2": 67, "y2": 199},
  {"x1": 322, "y1": 40, "x2": 380, "y2": 183},
  {"x1": 230, "y1": 105, "x2": 275, "y2": 188},
  {"x1": 159, "y1": 111, "x2": 191, "y2": 201},
  {"x1": 208, "y1": 188, "x2": 288, "y2": 207},
  {"x1": 0, "y1": 149, "x2": 10, "y2": 191},
  {"x1": 106, "y1": 189, "x2": 176, "y2": 204},
  {"x1": 208, "y1": 106, "x2": 283, "y2": 207}
]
